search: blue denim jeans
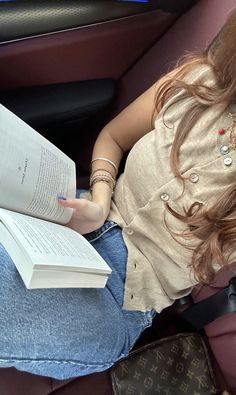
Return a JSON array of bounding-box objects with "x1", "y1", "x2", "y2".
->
[{"x1": 0, "y1": 211, "x2": 154, "y2": 379}]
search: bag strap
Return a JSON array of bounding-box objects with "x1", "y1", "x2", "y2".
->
[{"x1": 180, "y1": 277, "x2": 236, "y2": 329}]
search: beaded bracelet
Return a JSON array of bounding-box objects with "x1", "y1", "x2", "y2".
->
[
  {"x1": 90, "y1": 172, "x2": 115, "y2": 185},
  {"x1": 91, "y1": 168, "x2": 116, "y2": 179},
  {"x1": 90, "y1": 174, "x2": 116, "y2": 187},
  {"x1": 90, "y1": 176, "x2": 115, "y2": 193}
]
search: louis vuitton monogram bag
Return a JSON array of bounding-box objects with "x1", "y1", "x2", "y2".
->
[{"x1": 111, "y1": 333, "x2": 220, "y2": 395}]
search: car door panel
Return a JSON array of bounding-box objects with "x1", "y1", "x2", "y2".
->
[
  {"x1": 0, "y1": 10, "x2": 177, "y2": 90},
  {"x1": 0, "y1": 79, "x2": 115, "y2": 127},
  {"x1": 0, "y1": 0, "x2": 164, "y2": 42},
  {"x1": 0, "y1": 0, "x2": 196, "y2": 43}
]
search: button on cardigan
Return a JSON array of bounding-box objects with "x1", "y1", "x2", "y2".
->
[{"x1": 108, "y1": 65, "x2": 236, "y2": 312}]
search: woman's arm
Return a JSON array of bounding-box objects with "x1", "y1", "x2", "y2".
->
[
  {"x1": 59, "y1": 82, "x2": 158, "y2": 234},
  {"x1": 90, "y1": 83, "x2": 158, "y2": 213}
]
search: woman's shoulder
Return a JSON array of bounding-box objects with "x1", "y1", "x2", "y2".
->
[{"x1": 154, "y1": 63, "x2": 216, "y2": 126}]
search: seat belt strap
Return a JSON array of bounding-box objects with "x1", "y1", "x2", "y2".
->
[{"x1": 181, "y1": 277, "x2": 236, "y2": 329}]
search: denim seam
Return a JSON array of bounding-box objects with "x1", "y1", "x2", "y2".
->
[
  {"x1": 0, "y1": 356, "x2": 122, "y2": 368},
  {"x1": 141, "y1": 314, "x2": 153, "y2": 329},
  {"x1": 87, "y1": 223, "x2": 118, "y2": 243}
]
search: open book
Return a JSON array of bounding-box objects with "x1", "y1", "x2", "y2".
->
[{"x1": 0, "y1": 104, "x2": 111, "y2": 288}]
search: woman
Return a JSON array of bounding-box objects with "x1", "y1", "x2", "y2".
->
[{"x1": 0, "y1": 10, "x2": 236, "y2": 380}]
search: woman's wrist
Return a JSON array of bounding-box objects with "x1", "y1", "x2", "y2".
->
[
  {"x1": 90, "y1": 170, "x2": 116, "y2": 195},
  {"x1": 89, "y1": 157, "x2": 118, "y2": 222},
  {"x1": 90, "y1": 181, "x2": 113, "y2": 220}
]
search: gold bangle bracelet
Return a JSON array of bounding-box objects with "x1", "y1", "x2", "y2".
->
[{"x1": 91, "y1": 157, "x2": 118, "y2": 175}]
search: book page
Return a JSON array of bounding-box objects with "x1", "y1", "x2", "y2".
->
[
  {"x1": 0, "y1": 104, "x2": 76, "y2": 224},
  {"x1": 0, "y1": 208, "x2": 111, "y2": 275}
]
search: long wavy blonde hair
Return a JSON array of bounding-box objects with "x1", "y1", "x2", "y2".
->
[{"x1": 155, "y1": 9, "x2": 236, "y2": 283}]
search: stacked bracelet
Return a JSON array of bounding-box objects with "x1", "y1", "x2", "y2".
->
[
  {"x1": 90, "y1": 171, "x2": 116, "y2": 193},
  {"x1": 90, "y1": 157, "x2": 118, "y2": 193}
]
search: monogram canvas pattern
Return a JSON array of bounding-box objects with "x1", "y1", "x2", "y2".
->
[{"x1": 111, "y1": 333, "x2": 219, "y2": 395}]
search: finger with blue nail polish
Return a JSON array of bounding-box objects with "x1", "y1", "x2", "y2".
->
[{"x1": 57, "y1": 195, "x2": 67, "y2": 201}]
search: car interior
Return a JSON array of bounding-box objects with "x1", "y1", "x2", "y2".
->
[{"x1": 0, "y1": 0, "x2": 236, "y2": 394}]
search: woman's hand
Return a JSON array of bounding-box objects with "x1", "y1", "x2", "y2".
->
[{"x1": 58, "y1": 198, "x2": 106, "y2": 235}]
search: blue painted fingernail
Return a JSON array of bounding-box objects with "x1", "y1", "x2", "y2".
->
[{"x1": 57, "y1": 195, "x2": 67, "y2": 200}]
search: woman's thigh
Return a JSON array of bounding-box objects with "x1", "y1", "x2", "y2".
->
[{"x1": 0, "y1": 222, "x2": 152, "y2": 379}]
